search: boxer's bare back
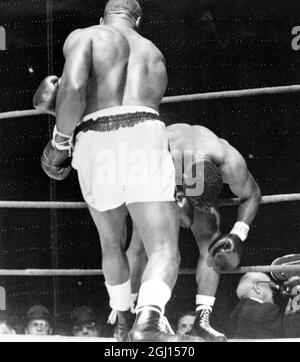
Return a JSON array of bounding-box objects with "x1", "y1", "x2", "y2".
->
[{"x1": 61, "y1": 24, "x2": 168, "y2": 118}]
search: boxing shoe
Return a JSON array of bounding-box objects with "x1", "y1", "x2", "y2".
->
[
  {"x1": 108, "y1": 309, "x2": 135, "y2": 342},
  {"x1": 191, "y1": 307, "x2": 227, "y2": 342},
  {"x1": 128, "y1": 307, "x2": 203, "y2": 342}
]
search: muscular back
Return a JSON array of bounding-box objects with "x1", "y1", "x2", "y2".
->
[
  {"x1": 63, "y1": 25, "x2": 167, "y2": 115},
  {"x1": 167, "y1": 123, "x2": 227, "y2": 166},
  {"x1": 166, "y1": 123, "x2": 249, "y2": 187}
]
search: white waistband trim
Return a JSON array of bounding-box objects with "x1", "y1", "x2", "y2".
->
[{"x1": 82, "y1": 106, "x2": 159, "y2": 123}]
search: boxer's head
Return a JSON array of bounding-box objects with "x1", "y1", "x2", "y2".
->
[
  {"x1": 103, "y1": 0, "x2": 142, "y2": 27},
  {"x1": 184, "y1": 159, "x2": 223, "y2": 209}
]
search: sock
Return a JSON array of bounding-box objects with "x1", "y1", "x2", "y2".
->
[
  {"x1": 196, "y1": 295, "x2": 215, "y2": 312},
  {"x1": 105, "y1": 279, "x2": 132, "y2": 311},
  {"x1": 136, "y1": 280, "x2": 171, "y2": 315}
]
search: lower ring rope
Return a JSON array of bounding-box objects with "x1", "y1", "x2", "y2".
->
[
  {"x1": 0, "y1": 193, "x2": 298, "y2": 209},
  {"x1": 1, "y1": 84, "x2": 300, "y2": 120},
  {"x1": 0, "y1": 265, "x2": 299, "y2": 276}
]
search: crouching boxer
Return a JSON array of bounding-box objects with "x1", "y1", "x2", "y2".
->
[
  {"x1": 127, "y1": 123, "x2": 261, "y2": 341},
  {"x1": 37, "y1": 0, "x2": 202, "y2": 343}
]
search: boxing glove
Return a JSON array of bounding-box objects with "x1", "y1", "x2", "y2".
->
[
  {"x1": 41, "y1": 126, "x2": 73, "y2": 181},
  {"x1": 33, "y1": 75, "x2": 60, "y2": 115},
  {"x1": 41, "y1": 141, "x2": 72, "y2": 181},
  {"x1": 208, "y1": 233, "x2": 243, "y2": 271}
]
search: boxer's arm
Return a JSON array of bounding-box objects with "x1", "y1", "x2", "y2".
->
[
  {"x1": 222, "y1": 152, "x2": 261, "y2": 227},
  {"x1": 55, "y1": 29, "x2": 92, "y2": 136}
]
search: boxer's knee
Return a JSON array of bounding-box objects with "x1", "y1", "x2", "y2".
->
[
  {"x1": 165, "y1": 249, "x2": 180, "y2": 274},
  {"x1": 195, "y1": 233, "x2": 215, "y2": 256},
  {"x1": 102, "y1": 240, "x2": 126, "y2": 259},
  {"x1": 128, "y1": 237, "x2": 145, "y2": 257},
  {"x1": 151, "y1": 247, "x2": 180, "y2": 271}
]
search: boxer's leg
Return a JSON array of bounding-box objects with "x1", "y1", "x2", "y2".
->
[
  {"x1": 191, "y1": 207, "x2": 227, "y2": 341},
  {"x1": 128, "y1": 201, "x2": 180, "y2": 292},
  {"x1": 191, "y1": 207, "x2": 221, "y2": 297},
  {"x1": 127, "y1": 201, "x2": 201, "y2": 341},
  {"x1": 89, "y1": 204, "x2": 129, "y2": 286},
  {"x1": 89, "y1": 204, "x2": 133, "y2": 341},
  {"x1": 126, "y1": 222, "x2": 147, "y2": 300}
]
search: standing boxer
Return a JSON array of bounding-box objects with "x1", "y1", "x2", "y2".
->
[{"x1": 38, "y1": 0, "x2": 201, "y2": 342}]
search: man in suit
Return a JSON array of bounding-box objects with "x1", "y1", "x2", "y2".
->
[{"x1": 230, "y1": 272, "x2": 300, "y2": 339}]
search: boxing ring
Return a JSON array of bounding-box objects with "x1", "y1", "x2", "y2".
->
[{"x1": 0, "y1": 84, "x2": 299, "y2": 342}]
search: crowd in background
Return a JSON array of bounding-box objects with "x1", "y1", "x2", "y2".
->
[{"x1": 1, "y1": 272, "x2": 300, "y2": 340}]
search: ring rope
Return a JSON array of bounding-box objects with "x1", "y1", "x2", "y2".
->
[
  {"x1": 0, "y1": 193, "x2": 298, "y2": 209},
  {"x1": 182, "y1": 265, "x2": 300, "y2": 275},
  {"x1": 1, "y1": 84, "x2": 300, "y2": 120},
  {"x1": 161, "y1": 84, "x2": 300, "y2": 104},
  {"x1": 0, "y1": 109, "x2": 45, "y2": 120},
  {"x1": 218, "y1": 193, "x2": 300, "y2": 206},
  {"x1": 0, "y1": 265, "x2": 299, "y2": 276}
]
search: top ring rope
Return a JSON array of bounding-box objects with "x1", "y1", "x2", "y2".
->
[
  {"x1": 0, "y1": 193, "x2": 298, "y2": 209},
  {"x1": 1, "y1": 84, "x2": 300, "y2": 120}
]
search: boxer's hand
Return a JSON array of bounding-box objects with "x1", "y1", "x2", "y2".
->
[
  {"x1": 41, "y1": 140, "x2": 72, "y2": 181},
  {"x1": 33, "y1": 75, "x2": 60, "y2": 115},
  {"x1": 208, "y1": 233, "x2": 243, "y2": 271},
  {"x1": 176, "y1": 191, "x2": 194, "y2": 229}
]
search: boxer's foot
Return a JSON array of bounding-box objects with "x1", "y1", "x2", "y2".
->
[
  {"x1": 192, "y1": 307, "x2": 227, "y2": 342},
  {"x1": 128, "y1": 307, "x2": 203, "y2": 342},
  {"x1": 109, "y1": 309, "x2": 135, "y2": 342}
]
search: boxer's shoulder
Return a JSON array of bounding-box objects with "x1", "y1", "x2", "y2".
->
[{"x1": 63, "y1": 26, "x2": 115, "y2": 53}]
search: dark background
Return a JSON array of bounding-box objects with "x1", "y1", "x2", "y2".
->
[{"x1": 0, "y1": 0, "x2": 299, "y2": 336}]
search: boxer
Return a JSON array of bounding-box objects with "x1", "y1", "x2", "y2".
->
[
  {"x1": 35, "y1": 0, "x2": 202, "y2": 343},
  {"x1": 127, "y1": 123, "x2": 261, "y2": 341}
]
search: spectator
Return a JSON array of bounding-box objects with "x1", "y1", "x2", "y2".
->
[
  {"x1": 0, "y1": 311, "x2": 16, "y2": 334},
  {"x1": 70, "y1": 306, "x2": 100, "y2": 337},
  {"x1": 230, "y1": 272, "x2": 300, "y2": 339},
  {"x1": 24, "y1": 305, "x2": 53, "y2": 336},
  {"x1": 176, "y1": 311, "x2": 196, "y2": 336}
]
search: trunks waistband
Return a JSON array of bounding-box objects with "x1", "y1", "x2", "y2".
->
[
  {"x1": 82, "y1": 106, "x2": 159, "y2": 121},
  {"x1": 74, "y1": 111, "x2": 161, "y2": 136}
]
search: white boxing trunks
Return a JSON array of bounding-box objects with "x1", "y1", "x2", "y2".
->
[{"x1": 72, "y1": 106, "x2": 176, "y2": 212}]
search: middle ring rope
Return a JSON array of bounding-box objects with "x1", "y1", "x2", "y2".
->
[
  {"x1": 0, "y1": 264, "x2": 299, "y2": 276},
  {"x1": 0, "y1": 193, "x2": 298, "y2": 209}
]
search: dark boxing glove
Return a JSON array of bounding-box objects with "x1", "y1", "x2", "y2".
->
[
  {"x1": 41, "y1": 126, "x2": 73, "y2": 181},
  {"x1": 33, "y1": 75, "x2": 60, "y2": 115},
  {"x1": 208, "y1": 233, "x2": 243, "y2": 271}
]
